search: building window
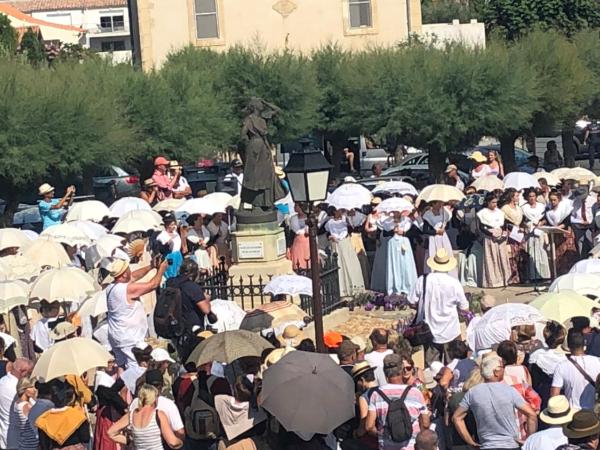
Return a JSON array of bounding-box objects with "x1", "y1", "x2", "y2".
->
[
  {"x1": 101, "y1": 40, "x2": 126, "y2": 52},
  {"x1": 100, "y1": 15, "x2": 125, "y2": 32},
  {"x1": 349, "y1": 0, "x2": 372, "y2": 28},
  {"x1": 194, "y1": 0, "x2": 219, "y2": 39}
]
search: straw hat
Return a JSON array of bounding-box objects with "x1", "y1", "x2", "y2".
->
[
  {"x1": 107, "y1": 259, "x2": 129, "y2": 279},
  {"x1": 469, "y1": 151, "x2": 487, "y2": 163},
  {"x1": 426, "y1": 248, "x2": 457, "y2": 273},
  {"x1": 562, "y1": 410, "x2": 600, "y2": 439},
  {"x1": 16, "y1": 378, "x2": 35, "y2": 396},
  {"x1": 539, "y1": 395, "x2": 576, "y2": 425},
  {"x1": 49, "y1": 321, "x2": 77, "y2": 342},
  {"x1": 351, "y1": 361, "x2": 375, "y2": 380},
  {"x1": 38, "y1": 183, "x2": 55, "y2": 196},
  {"x1": 169, "y1": 160, "x2": 182, "y2": 169},
  {"x1": 143, "y1": 178, "x2": 156, "y2": 188},
  {"x1": 445, "y1": 164, "x2": 458, "y2": 173},
  {"x1": 422, "y1": 369, "x2": 437, "y2": 389},
  {"x1": 151, "y1": 348, "x2": 175, "y2": 363},
  {"x1": 371, "y1": 197, "x2": 382, "y2": 206},
  {"x1": 274, "y1": 166, "x2": 286, "y2": 179},
  {"x1": 277, "y1": 324, "x2": 305, "y2": 348}
]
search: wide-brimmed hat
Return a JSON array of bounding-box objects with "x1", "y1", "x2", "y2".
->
[
  {"x1": 338, "y1": 340, "x2": 359, "y2": 360},
  {"x1": 445, "y1": 164, "x2": 458, "y2": 173},
  {"x1": 17, "y1": 377, "x2": 35, "y2": 396},
  {"x1": 469, "y1": 151, "x2": 487, "y2": 163},
  {"x1": 540, "y1": 395, "x2": 576, "y2": 425},
  {"x1": 143, "y1": 178, "x2": 156, "y2": 188},
  {"x1": 371, "y1": 197, "x2": 382, "y2": 206},
  {"x1": 49, "y1": 321, "x2": 77, "y2": 342},
  {"x1": 154, "y1": 156, "x2": 169, "y2": 166},
  {"x1": 563, "y1": 410, "x2": 600, "y2": 439},
  {"x1": 351, "y1": 361, "x2": 375, "y2": 380},
  {"x1": 107, "y1": 258, "x2": 129, "y2": 279},
  {"x1": 426, "y1": 248, "x2": 457, "y2": 273},
  {"x1": 169, "y1": 160, "x2": 182, "y2": 169},
  {"x1": 422, "y1": 369, "x2": 437, "y2": 389},
  {"x1": 277, "y1": 324, "x2": 305, "y2": 348},
  {"x1": 38, "y1": 183, "x2": 55, "y2": 196}
]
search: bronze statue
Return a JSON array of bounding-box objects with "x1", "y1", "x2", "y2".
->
[{"x1": 239, "y1": 97, "x2": 285, "y2": 212}]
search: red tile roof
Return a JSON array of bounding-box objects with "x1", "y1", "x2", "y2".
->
[
  {"x1": 0, "y1": 3, "x2": 85, "y2": 31},
  {"x1": 7, "y1": 0, "x2": 126, "y2": 13}
]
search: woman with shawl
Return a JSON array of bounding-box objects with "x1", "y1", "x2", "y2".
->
[
  {"x1": 545, "y1": 190, "x2": 578, "y2": 275},
  {"x1": 521, "y1": 187, "x2": 551, "y2": 281},
  {"x1": 500, "y1": 188, "x2": 526, "y2": 284},
  {"x1": 421, "y1": 201, "x2": 457, "y2": 278},
  {"x1": 477, "y1": 192, "x2": 510, "y2": 288}
]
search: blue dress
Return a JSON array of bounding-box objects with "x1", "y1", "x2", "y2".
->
[{"x1": 386, "y1": 218, "x2": 417, "y2": 295}]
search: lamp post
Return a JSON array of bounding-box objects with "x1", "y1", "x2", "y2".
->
[{"x1": 284, "y1": 138, "x2": 332, "y2": 353}]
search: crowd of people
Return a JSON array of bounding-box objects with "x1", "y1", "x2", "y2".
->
[{"x1": 2, "y1": 149, "x2": 600, "y2": 450}]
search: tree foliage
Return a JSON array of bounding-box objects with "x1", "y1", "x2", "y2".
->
[
  {"x1": 421, "y1": 0, "x2": 481, "y2": 24},
  {"x1": 19, "y1": 28, "x2": 45, "y2": 66},
  {"x1": 0, "y1": 14, "x2": 17, "y2": 54}
]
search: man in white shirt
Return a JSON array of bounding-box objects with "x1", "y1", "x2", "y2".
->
[
  {"x1": 522, "y1": 395, "x2": 570, "y2": 450},
  {"x1": 169, "y1": 161, "x2": 192, "y2": 199},
  {"x1": 364, "y1": 328, "x2": 393, "y2": 387},
  {"x1": 409, "y1": 249, "x2": 470, "y2": 365},
  {"x1": 223, "y1": 159, "x2": 244, "y2": 196},
  {"x1": 0, "y1": 359, "x2": 34, "y2": 449},
  {"x1": 552, "y1": 329, "x2": 600, "y2": 409},
  {"x1": 570, "y1": 187, "x2": 595, "y2": 259}
]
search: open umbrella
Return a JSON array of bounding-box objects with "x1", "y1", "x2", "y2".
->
[
  {"x1": 22, "y1": 237, "x2": 70, "y2": 269},
  {"x1": 551, "y1": 167, "x2": 572, "y2": 181},
  {"x1": 569, "y1": 259, "x2": 600, "y2": 274},
  {"x1": 375, "y1": 197, "x2": 414, "y2": 214},
  {"x1": 229, "y1": 195, "x2": 241, "y2": 209},
  {"x1": 372, "y1": 180, "x2": 418, "y2": 197},
  {"x1": 533, "y1": 171, "x2": 561, "y2": 187},
  {"x1": 65, "y1": 200, "x2": 111, "y2": 223},
  {"x1": 567, "y1": 167, "x2": 596, "y2": 184},
  {"x1": 203, "y1": 192, "x2": 234, "y2": 207},
  {"x1": 30, "y1": 267, "x2": 96, "y2": 305},
  {"x1": 0, "y1": 255, "x2": 41, "y2": 281},
  {"x1": 109, "y1": 197, "x2": 152, "y2": 218},
  {"x1": 530, "y1": 291, "x2": 598, "y2": 324},
  {"x1": 549, "y1": 273, "x2": 600, "y2": 293},
  {"x1": 416, "y1": 184, "x2": 465, "y2": 205},
  {"x1": 503, "y1": 172, "x2": 539, "y2": 191},
  {"x1": 327, "y1": 183, "x2": 373, "y2": 210},
  {"x1": 112, "y1": 210, "x2": 163, "y2": 234},
  {"x1": 152, "y1": 198, "x2": 186, "y2": 213},
  {"x1": 32, "y1": 337, "x2": 113, "y2": 382},
  {"x1": 264, "y1": 274, "x2": 313, "y2": 297},
  {"x1": 240, "y1": 301, "x2": 308, "y2": 332},
  {"x1": 66, "y1": 221, "x2": 107, "y2": 242},
  {"x1": 177, "y1": 198, "x2": 226, "y2": 216},
  {"x1": 469, "y1": 303, "x2": 545, "y2": 352},
  {"x1": 0, "y1": 280, "x2": 29, "y2": 314},
  {"x1": 206, "y1": 299, "x2": 246, "y2": 332},
  {"x1": 260, "y1": 351, "x2": 355, "y2": 435},
  {"x1": 41, "y1": 223, "x2": 92, "y2": 247},
  {"x1": 187, "y1": 330, "x2": 273, "y2": 366},
  {"x1": 77, "y1": 289, "x2": 107, "y2": 318},
  {"x1": 84, "y1": 234, "x2": 127, "y2": 269},
  {"x1": 0, "y1": 228, "x2": 31, "y2": 251},
  {"x1": 470, "y1": 175, "x2": 504, "y2": 192}
]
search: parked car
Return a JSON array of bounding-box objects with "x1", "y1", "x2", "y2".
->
[
  {"x1": 93, "y1": 166, "x2": 140, "y2": 204},
  {"x1": 381, "y1": 153, "x2": 470, "y2": 189},
  {"x1": 184, "y1": 161, "x2": 230, "y2": 197}
]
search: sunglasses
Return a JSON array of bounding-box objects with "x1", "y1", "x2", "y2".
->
[{"x1": 402, "y1": 366, "x2": 414, "y2": 372}]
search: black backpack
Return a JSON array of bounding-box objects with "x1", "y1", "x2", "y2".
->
[
  {"x1": 184, "y1": 378, "x2": 220, "y2": 441},
  {"x1": 375, "y1": 386, "x2": 414, "y2": 443},
  {"x1": 153, "y1": 286, "x2": 185, "y2": 339}
]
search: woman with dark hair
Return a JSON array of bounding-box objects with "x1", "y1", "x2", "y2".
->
[
  {"x1": 499, "y1": 188, "x2": 526, "y2": 284},
  {"x1": 545, "y1": 190, "x2": 578, "y2": 275},
  {"x1": 522, "y1": 187, "x2": 551, "y2": 281},
  {"x1": 476, "y1": 193, "x2": 510, "y2": 287},
  {"x1": 156, "y1": 215, "x2": 183, "y2": 279}
]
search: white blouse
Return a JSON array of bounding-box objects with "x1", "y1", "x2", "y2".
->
[
  {"x1": 290, "y1": 214, "x2": 308, "y2": 235},
  {"x1": 471, "y1": 165, "x2": 491, "y2": 180},
  {"x1": 325, "y1": 218, "x2": 349, "y2": 240},
  {"x1": 376, "y1": 215, "x2": 397, "y2": 232},
  {"x1": 477, "y1": 207, "x2": 505, "y2": 229},
  {"x1": 423, "y1": 208, "x2": 450, "y2": 229},
  {"x1": 207, "y1": 221, "x2": 229, "y2": 244},
  {"x1": 156, "y1": 230, "x2": 182, "y2": 252}
]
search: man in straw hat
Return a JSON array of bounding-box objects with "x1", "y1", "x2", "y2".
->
[
  {"x1": 168, "y1": 160, "x2": 192, "y2": 199},
  {"x1": 522, "y1": 395, "x2": 572, "y2": 449},
  {"x1": 557, "y1": 409, "x2": 600, "y2": 450},
  {"x1": 408, "y1": 248, "x2": 470, "y2": 364},
  {"x1": 37, "y1": 183, "x2": 75, "y2": 230},
  {"x1": 105, "y1": 257, "x2": 169, "y2": 369}
]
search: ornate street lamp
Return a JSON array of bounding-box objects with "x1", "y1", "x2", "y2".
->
[{"x1": 284, "y1": 138, "x2": 332, "y2": 353}]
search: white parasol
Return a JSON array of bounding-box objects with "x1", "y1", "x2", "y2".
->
[
  {"x1": 77, "y1": 289, "x2": 107, "y2": 318},
  {"x1": 41, "y1": 223, "x2": 92, "y2": 247},
  {"x1": 203, "y1": 192, "x2": 234, "y2": 207},
  {"x1": 66, "y1": 220, "x2": 108, "y2": 242},
  {"x1": 264, "y1": 274, "x2": 313, "y2": 297},
  {"x1": 152, "y1": 198, "x2": 186, "y2": 213},
  {"x1": 177, "y1": 198, "x2": 226, "y2": 216},
  {"x1": 375, "y1": 197, "x2": 414, "y2": 214},
  {"x1": 0, "y1": 228, "x2": 31, "y2": 251},
  {"x1": 206, "y1": 299, "x2": 246, "y2": 332},
  {"x1": 569, "y1": 259, "x2": 600, "y2": 274},
  {"x1": 503, "y1": 172, "x2": 539, "y2": 191},
  {"x1": 0, "y1": 255, "x2": 41, "y2": 281},
  {"x1": 551, "y1": 167, "x2": 572, "y2": 181},
  {"x1": 22, "y1": 237, "x2": 70, "y2": 269},
  {"x1": 65, "y1": 200, "x2": 111, "y2": 223},
  {"x1": 327, "y1": 183, "x2": 373, "y2": 210},
  {"x1": 549, "y1": 273, "x2": 600, "y2": 293},
  {"x1": 30, "y1": 267, "x2": 96, "y2": 305},
  {"x1": 417, "y1": 184, "x2": 465, "y2": 205},
  {"x1": 0, "y1": 280, "x2": 30, "y2": 314},
  {"x1": 533, "y1": 171, "x2": 561, "y2": 187},
  {"x1": 108, "y1": 197, "x2": 152, "y2": 218},
  {"x1": 112, "y1": 210, "x2": 163, "y2": 234},
  {"x1": 567, "y1": 167, "x2": 596, "y2": 184},
  {"x1": 470, "y1": 175, "x2": 504, "y2": 192},
  {"x1": 372, "y1": 180, "x2": 418, "y2": 197}
]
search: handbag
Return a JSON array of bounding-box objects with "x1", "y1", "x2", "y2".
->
[{"x1": 402, "y1": 274, "x2": 434, "y2": 347}]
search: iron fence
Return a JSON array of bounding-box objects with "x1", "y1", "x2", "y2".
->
[{"x1": 196, "y1": 253, "x2": 343, "y2": 316}]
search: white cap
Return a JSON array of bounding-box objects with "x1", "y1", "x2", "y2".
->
[
  {"x1": 151, "y1": 348, "x2": 175, "y2": 363},
  {"x1": 134, "y1": 341, "x2": 150, "y2": 351}
]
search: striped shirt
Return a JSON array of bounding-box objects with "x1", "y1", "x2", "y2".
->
[
  {"x1": 130, "y1": 409, "x2": 164, "y2": 450},
  {"x1": 9, "y1": 400, "x2": 38, "y2": 450},
  {"x1": 368, "y1": 383, "x2": 429, "y2": 450}
]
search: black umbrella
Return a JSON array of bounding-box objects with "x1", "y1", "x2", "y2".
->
[{"x1": 260, "y1": 351, "x2": 355, "y2": 435}]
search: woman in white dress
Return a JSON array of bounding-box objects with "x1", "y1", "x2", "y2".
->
[
  {"x1": 477, "y1": 193, "x2": 510, "y2": 288},
  {"x1": 522, "y1": 187, "x2": 551, "y2": 281},
  {"x1": 347, "y1": 209, "x2": 370, "y2": 289},
  {"x1": 422, "y1": 201, "x2": 457, "y2": 278},
  {"x1": 325, "y1": 209, "x2": 365, "y2": 297},
  {"x1": 386, "y1": 212, "x2": 417, "y2": 295},
  {"x1": 469, "y1": 151, "x2": 491, "y2": 180}
]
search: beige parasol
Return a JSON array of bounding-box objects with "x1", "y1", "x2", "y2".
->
[
  {"x1": 240, "y1": 301, "x2": 308, "y2": 332},
  {"x1": 187, "y1": 330, "x2": 273, "y2": 366},
  {"x1": 567, "y1": 167, "x2": 596, "y2": 184},
  {"x1": 77, "y1": 289, "x2": 107, "y2": 318},
  {"x1": 32, "y1": 337, "x2": 113, "y2": 382},
  {"x1": 22, "y1": 237, "x2": 70, "y2": 269},
  {"x1": 416, "y1": 184, "x2": 465, "y2": 205},
  {"x1": 41, "y1": 223, "x2": 92, "y2": 247},
  {"x1": 533, "y1": 171, "x2": 561, "y2": 186},
  {"x1": 152, "y1": 198, "x2": 186, "y2": 213},
  {"x1": 112, "y1": 210, "x2": 163, "y2": 234},
  {"x1": 0, "y1": 255, "x2": 41, "y2": 281},
  {"x1": 0, "y1": 280, "x2": 30, "y2": 314},
  {"x1": 65, "y1": 200, "x2": 111, "y2": 223},
  {"x1": 30, "y1": 267, "x2": 96, "y2": 305},
  {"x1": 0, "y1": 228, "x2": 31, "y2": 252},
  {"x1": 470, "y1": 175, "x2": 504, "y2": 192}
]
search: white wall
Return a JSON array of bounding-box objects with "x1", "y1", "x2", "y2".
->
[{"x1": 419, "y1": 19, "x2": 486, "y2": 49}]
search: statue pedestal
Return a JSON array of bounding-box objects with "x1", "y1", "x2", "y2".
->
[{"x1": 228, "y1": 217, "x2": 293, "y2": 291}]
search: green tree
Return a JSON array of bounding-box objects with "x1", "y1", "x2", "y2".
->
[
  {"x1": 421, "y1": 0, "x2": 481, "y2": 24},
  {"x1": 0, "y1": 13, "x2": 17, "y2": 54},
  {"x1": 19, "y1": 28, "x2": 45, "y2": 66}
]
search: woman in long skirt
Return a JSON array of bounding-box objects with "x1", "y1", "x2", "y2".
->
[
  {"x1": 545, "y1": 191, "x2": 578, "y2": 276},
  {"x1": 456, "y1": 208, "x2": 484, "y2": 287},
  {"x1": 477, "y1": 193, "x2": 511, "y2": 288},
  {"x1": 289, "y1": 204, "x2": 311, "y2": 270},
  {"x1": 325, "y1": 209, "x2": 365, "y2": 297},
  {"x1": 387, "y1": 212, "x2": 417, "y2": 295},
  {"x1": 522, "y1": 188, "x2": 551, "y2": 281},
  {"x1": 422, "y1": 201, "x2": 457, "y2": 278},
  {"x1": 347, "y1": 209, "x2": 370, "y2": 289},
  {"x1": 207, "y1": 213, "x2": 230, "y2": 266},
  {"x1": 369, "y1": 212, "x2": 394, "y2": 293},
  {"x1": 500, "y1": 188, "x2": 526, "y2": 284}
]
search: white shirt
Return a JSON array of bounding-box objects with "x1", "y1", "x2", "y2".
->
[
  {"x1": 156, "y1": 230, "x2": 182, "y2": 253},
  {"x1": 30, "y1": 317, "x2": 59, "y2": 352},
  {"x1": 290, "y1": 214, "x2": 308, "y2": 235},
  {"x1": 172, "y1": 176, "x2": 190, "y2": 194},
  {"x1": 130, "y1": 396, "x2": 184, "y2": 432},
  {"x1": 224, "y1": 172, "x2": 243, "y2": 196},
  {"x1": 324, "y1": 218, "x2": 349, "y2": 240},
  {"x1": 552, "y1": 355, "x2": 600, "y2": 409},
  {"x1": 207, "y1": 221, "x2": 228, "y2": 245},
  {"x1": 471, "y1": 165, "x2": 491, "y2": 180},
  {"x1": 106, "y1": 283, "x2": 148, "y2": 349},
  {"x1": 0, "y1": 373, "x2": 18, "y2": 448},
  {"x1": 364, "y1": 350, "x2": 393, "y2": 387},
  {"x1": 408, "y1": 273, "x2": 469, "y2": 344},
  {"x1": 522, "y1": 426, "x2": 567, "y2": 450},
  {"x1": 570, "y1": 194, "x2": 595, "y2": 225},
  {"x1": 120, "y1": 365, "x2": 146, "y2": 395},
  {"x1": 455, "y1": 178, "x2": 465, "y2": 191}
]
